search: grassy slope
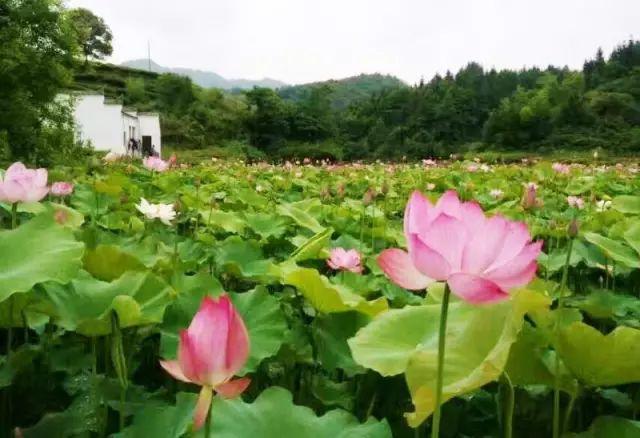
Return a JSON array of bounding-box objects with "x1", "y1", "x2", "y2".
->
[{"x1": 70, "y1": 62, "x2": 160, "y2": 100}]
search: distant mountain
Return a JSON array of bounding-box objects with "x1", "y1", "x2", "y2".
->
[
  {"x1": 278, "y1": 73, "x2": 407, "y2": 109},
  {"x1": 120, "y1": 59, "x2": 287, "y2": 90}
]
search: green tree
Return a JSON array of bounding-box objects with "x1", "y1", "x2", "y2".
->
[
  {"x1": 67, "y1": 8, "x2": 113, "y2": 61},
  {"x1": 245, "y1": 88, "x2": 291, "y2": 150},
  {"x1": 125, "y1": 78, "x2": 147, "y2": 105},
  {"x1": 0, "y1": 0, "x2": 77, "y2": 161},
  {"x1": 155, "y1": 73, "x2": 196, "y2": 113}
]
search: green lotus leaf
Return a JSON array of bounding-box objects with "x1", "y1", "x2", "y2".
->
[
  {"x1": 199, "y1": 209, "x2": 246, "y2": 234},
  {"x1": 311, "y1": 375, "x2": 355, "y2": 411},
  {"x1": 118, "y1": 387, "x2": 391, "y2": 438},
  {"x1": 234, "y1": 187, "x2": 268, "y2": 208},
  {"x1": 349, "y1": 289, "x2": 549, "y2": 427},
  {"x1": 290, "y1": 227, "x2": 333, "y2": 262},
  {"x1": 17, "y1": 202, "x2": 85, "y2": 228},
  {"x1": 114, "y1": 392, "x2": 194, "y2": 438},
  {"x1": 0, "y1": 345, "x2": 41, "y2": 389},
  {"x1": 209, "y1": 386, "x2": 391, "y2": 438},
  {"x1": 0, "y1": 212, "x2": 84, "y2": 303},
  {"x1": 0, "y1": 290, "x2": 50, "y2": 329},
  {"x1": 39, "y1": 270, "x2": 176, "y2": 336},
  {"x1": 277, "y1": 202, "x2": 325, "y2": 233},
  {"x1": 231, "y1": 286, "x2": 288, "y2": 373},
  {"x1": 119, "y1": 236, "x2": 174, "y2": 269},
  {"x1": 556, "y1": 321, "x2": 640, "y2": 386},
  {"x1": 569, "y1": 289, "x2": 640, "y2": 325},
  {"x1": 83, "y1": 244, "x2": 146, "y2": 281},
  {"x1": 583, "y1": 232, "x2": 640, "y2": 268},
  {"x1": 70, "y1": 184, "x2": 113, "y2": 217},
  {"x1": 612, "y1": 195, "x2": 640, "y2": 214},
  {"x1": 504, "y1": 322, "x2": 578, "y2": 393},
  {"x1": 565, "y1": 176, "x2": 594, "y2": 195},
  {"x1": 245, "y1": 212, "x2": 288, "y2": 239},
  {"x1": 312, "y1": 312, "x2": 368, "y2": 376},
  {"x1": 214, "y1": 236, "x2": 279, "y2": 281},
  {"x1": 281, "y1": 264, "x2": 388, "y2": 317},
  {"x1": 623, "y1": 219, "x2": 640, "y2": 255},
  {"x1": 569, "y1": 416, "x2": 640, "y2": 437}
]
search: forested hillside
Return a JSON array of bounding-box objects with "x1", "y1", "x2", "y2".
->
[
  {"x1": 2, "y1": 0, "x2": 640, "y2": 164},
  {"x1": 278, "y1": 74, "x2": 406, "y2": 109},
  {"x1": 66, "y1": 41, "x2": 640, "y2": 160},
  {"x1": 234, "y1": 40, "x2": 640, "y2": 160}
]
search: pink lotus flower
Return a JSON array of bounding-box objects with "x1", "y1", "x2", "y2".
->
[
  {"x1": 327, "y1": 248, "x2": 363, "y2": 274},
  {"x1": 160, "y1": 295, "x2": 250, "y2": 430},
  {"x1": 50, "y1": 182, "x2": 74, "y2": 197},
  {"x1": 552, "y1": 162, "x2": 570, "y2": 174},
  {"x1": 143, "y1": 156, "x2": 169, "y2": 172},
  {"x1": 567, "y1": 195, "x2": 585, "y2": 210},
  {"x1": 378, "y1": 190, "x2": 541, "y2": 303},
  {"x1": 0, "y1": 162, "x2": 49, "y2": 203}
]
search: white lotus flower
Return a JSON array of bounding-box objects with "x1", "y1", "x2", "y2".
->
[
  {"x1": 136, "y1": 198, "x2": 176, "y2": 225},
  {"x1": 595, "y1": 200, "x2": 612, "y2": 212}
]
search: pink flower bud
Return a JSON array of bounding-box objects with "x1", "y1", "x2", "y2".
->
[
  {"x1": 50, "y1": 182, "x2": 74, "y2": 197},
  {"x1": 160, "y1": 295, "x2": 250, "y2": 430}
]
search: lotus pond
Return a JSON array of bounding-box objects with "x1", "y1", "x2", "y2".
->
[{"x1": 1, "y1": 157, "x2": 640, "y2": 437}]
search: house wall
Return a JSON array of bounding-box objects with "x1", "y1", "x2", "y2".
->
[
  {"x1": 122, "y1": 112, "x2": 140, "y2": 151},
  {"x1": 60, "y1": 93, "x2": 162, "y2": 156},
  {"x1": 72, "y1": 95, "x2": 126, "y2": 154},
  {"x1": 138, "y1": 114, "x2": 162, "y2": 156}
]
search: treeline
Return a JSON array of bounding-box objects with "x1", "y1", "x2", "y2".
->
[
  {"x1": 239, "y1": 40, "x2": 640, "y2": 160},
  {"x1": 3, "y1": 0, "x2": 640, "y2": 163},
  {"x1": 132, "y1": 40, "x2": 640, "y2": 161},
  {"x1": 0, "y1": 0, "x2": 113, "y2": 165}
]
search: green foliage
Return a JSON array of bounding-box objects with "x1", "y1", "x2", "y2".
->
[
  {"x1": 1, "y1": 158, "x2": 640, "y2": 436},
  {"x1": 66, "y1": 7, "x2": 113, "y2": 61},
  {"x1": 0, "y1": 211, "x2": 84, "y2": 304},
  {"x1": 279, "y1": 73, "x2": 405, "y2": 110},
  {"x1": 118, "y1": 387, "x2": 392, "y2": 438},
  {"x1": 72, "y1": 39, "x2": 640, "y2": 158},
  {"x1": 0, "y1": 0, "x2": 77, "y2": 161},
  {"x1": 349, "y1": 290, "x2": 549, "y2": 426}
]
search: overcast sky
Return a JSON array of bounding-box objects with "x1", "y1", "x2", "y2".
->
[{"x1": 65, "y1": 0, "x2": 639, "y2": 85}]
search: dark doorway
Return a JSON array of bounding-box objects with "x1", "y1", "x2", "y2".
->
[{"x1": 142, "y1": 136, "x2": 152, "y2": 156}]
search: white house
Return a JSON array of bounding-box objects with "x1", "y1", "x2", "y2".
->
[{"x1": 60, "y1": 93, "x2": 162, "y2": 157}]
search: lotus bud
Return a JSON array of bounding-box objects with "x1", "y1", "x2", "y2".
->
[
  {"x1": 568, "y1": 219, "x2": 579, "y2": 238},
  {"x1": 363, "y1": 188, "x2": 376, "y2": 206},
  {"x1": 522, "y1": 182, "x2": 538, "y2": 210}
]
